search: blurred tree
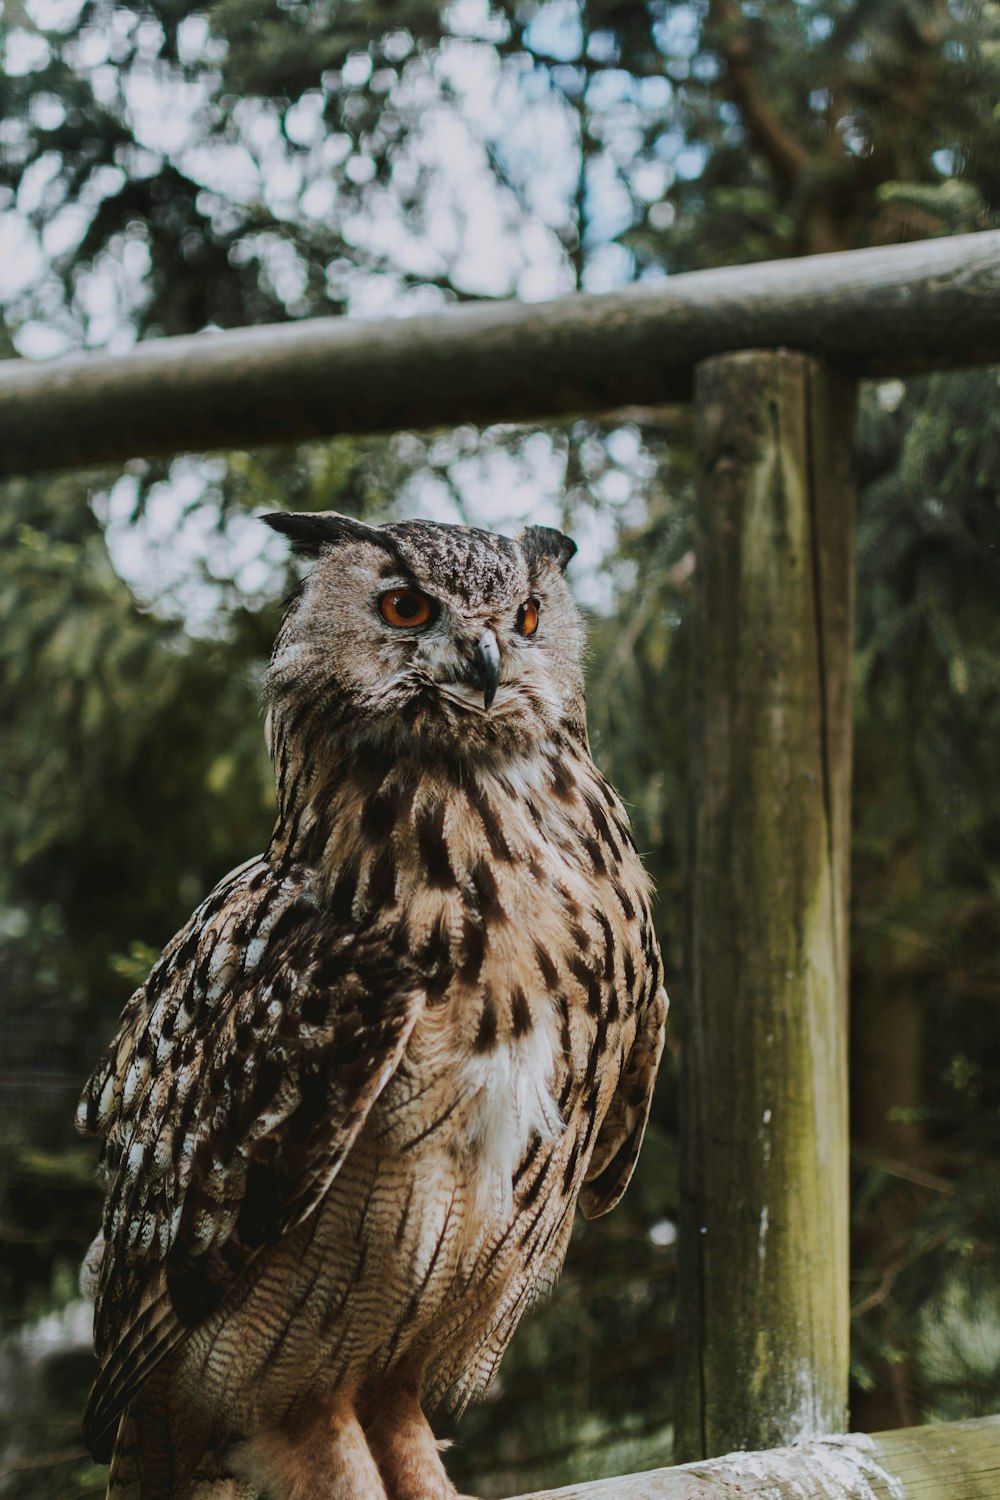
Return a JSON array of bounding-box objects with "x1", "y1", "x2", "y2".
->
[
  {"x1": 2, "y1": 1, "x2": 1000, "y2": 1494},
  {"x1": 0, "y1": 470, "x2": 276, "y2": 1299}
]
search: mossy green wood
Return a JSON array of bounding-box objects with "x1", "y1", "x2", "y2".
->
[
  {"x1": 505, "y1": 1415, "x2": 1000, "y2": 1498},
  {"x1": 675, "y1": 351, "x2": 856, "y2": 1459}
]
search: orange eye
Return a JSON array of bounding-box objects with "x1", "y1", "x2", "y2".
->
[
  {"x1": 517, "y1": 598, "x2": 540, "y2": 637},
  {"x1": 378, "y1": 588, "x2": 435, "y2": 629}
]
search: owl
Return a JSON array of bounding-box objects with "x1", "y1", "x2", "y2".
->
[{"x1": 78, "y1": 512, "x2": 667, "y2": 1500}]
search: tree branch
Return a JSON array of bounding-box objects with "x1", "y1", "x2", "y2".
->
[{"x1": 707, "y1": 0, "x2": 810, "y2": 186}]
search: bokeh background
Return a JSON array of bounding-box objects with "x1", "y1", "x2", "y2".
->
[{"x1": 2, "y1": 1, "x2": 1000, "y2": 1495}]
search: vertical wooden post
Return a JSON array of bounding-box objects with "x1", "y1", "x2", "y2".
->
[{"x1": 675, "y1": 351, "x2": 856, "y2": 1460}]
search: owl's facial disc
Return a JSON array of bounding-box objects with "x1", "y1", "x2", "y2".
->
[
  {"x1": 367, "y1": 578, "x2": 567, "y2": 750},
  {"x1": 374, "y1": 571, "x2": 583, "y2": 756},
  {"x1": 265, "y1": 515, "x2": 588, "y2": 762},
  {"x1": 374, "y1": 586, "x2": 499, "y2": 709}
]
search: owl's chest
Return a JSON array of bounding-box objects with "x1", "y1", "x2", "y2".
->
[
  {"x1": 320, "y1": 756, "x2": 650, "y2": 1185},
  {"x1": 396, "y1": 978, "x2": 566, "y2": 1226},
  {"x1": 379, "y1": 800, "x2": 644, "y2": 1201}
]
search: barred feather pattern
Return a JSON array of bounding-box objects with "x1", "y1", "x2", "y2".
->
[{"x1": 78, "y1": 515, "x2": 667, "y2": 1500}]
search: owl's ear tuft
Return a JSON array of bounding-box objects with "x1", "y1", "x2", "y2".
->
[
  {"x1": 519, "y1": 525, "x2": 577, "y2": 574},
  {"x1": 261, "y1": 511, "x2": 382, "y2": 557}
]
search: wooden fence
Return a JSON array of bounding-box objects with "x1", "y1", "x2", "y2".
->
[{"x1": 4, "y1": 230, "x2": 1000, "y2": 1497}]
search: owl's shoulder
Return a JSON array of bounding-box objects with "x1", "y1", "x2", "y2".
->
[{"x1": 77, "y1": 854, "x2": 313, "y2": 1143}]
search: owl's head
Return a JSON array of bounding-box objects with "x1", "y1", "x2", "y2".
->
[{"x1": 262, "y1": 512, "x2": 585, "y2": 765}]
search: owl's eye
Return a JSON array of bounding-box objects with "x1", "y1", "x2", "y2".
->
[
  {"x1": 378, "y1": 588, "x2": 436, "y2": 629},
  {"x1": 379, "y1": 589, "x2": 435, "y2": 629},
  {"x1": 516, "y1": 598, "x2": 540, "y2": 637}
]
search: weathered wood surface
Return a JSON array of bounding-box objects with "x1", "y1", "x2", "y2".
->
[
  {"x1": 2, "y1": 231, "x2": 1000, "y2": 477},
  {"x1": 675, "y1": 352, "x2": 855, "y2": 1459},
  {"x1": 504, "y1": 1415, "x2": 1000, "y2": 1499}
]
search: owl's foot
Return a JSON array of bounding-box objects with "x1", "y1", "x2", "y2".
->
[
  {"x1": 365, "y1": 1377, "x2": 457, "y2": 1500},
  {"x1": 233, "y1": 1392, "x2": 389, "y2": 1500}
]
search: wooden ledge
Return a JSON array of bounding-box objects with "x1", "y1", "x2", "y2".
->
[{"x1": 504, "y1": 1415, "x2": 1000, "y2": 1498}]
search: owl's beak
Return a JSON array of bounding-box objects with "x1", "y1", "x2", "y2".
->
[{"x1": 471, "y1": 629, "x2": 501, "y2": 710}]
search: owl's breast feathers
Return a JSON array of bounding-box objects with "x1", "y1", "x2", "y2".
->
[{"x1": 78, "y1": 741, "x2": 665, "y2": 1457}]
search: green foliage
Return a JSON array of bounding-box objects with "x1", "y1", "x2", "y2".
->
[
  {"x1": 0, "y1": 474, "x2": 278, "y2": 1301},
  {"x1": 847, "y1": 368, "x2": 1000, "y2": 1420}
]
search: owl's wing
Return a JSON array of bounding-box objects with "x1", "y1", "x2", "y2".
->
[
  {"x1": 77, "y1": 856, "x2": 425, "y2": 1458},
  {"x1": 579, "y1": 984, "x2": 667, "y2": 1219}
]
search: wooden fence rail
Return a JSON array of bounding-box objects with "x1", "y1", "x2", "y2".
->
[{"x1": 1, "y1": 231, "x2": 1000, "y2": 477}]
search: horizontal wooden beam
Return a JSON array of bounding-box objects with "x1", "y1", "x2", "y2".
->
[
  {"x1": 2, "y1": 232, "x2": 1000, "y2": 478},
  {"x1": 504, "y1": 1415, "x2": 1000, "y2": 1499}
]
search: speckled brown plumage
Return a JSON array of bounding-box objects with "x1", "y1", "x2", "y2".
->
[{"x1": 78, "y1": 513, "x2": 667, "y2": 1500}]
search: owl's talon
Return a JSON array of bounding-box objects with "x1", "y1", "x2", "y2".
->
[{"x1": 366, "y1": 1376, "x2": 458, "y2": 1500}]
